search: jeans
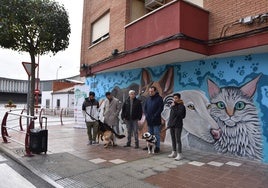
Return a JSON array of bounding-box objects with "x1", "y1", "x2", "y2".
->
[
  {"x1": 170, "y1": 126, "x2": 183, "y2": 153},
  {"x1": 148, "y1": 125, "x2": 161, "y2": 148}
]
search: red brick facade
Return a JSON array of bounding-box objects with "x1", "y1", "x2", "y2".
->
[
  {"x1": 81, "y1": 0, "x2": 129, "y2": 71},
  {"x1": 80, "y1": 0, "x2": 268, "y2": 76},
  {"x1": 204, "y1": 0, "x2": 268, "y2": 39}
]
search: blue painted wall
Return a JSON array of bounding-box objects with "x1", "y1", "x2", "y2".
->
[{"x1": 85, "y1": 53, "x2": 268, "y2": 163}]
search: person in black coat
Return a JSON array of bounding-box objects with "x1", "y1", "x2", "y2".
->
[
  {"x1": 167, "y1": 93, "x2": 186, "y2": 160},
  {"x1": 121, "y1": 90, "x2": 143, "y2": 148},
  {"x1": 144, "y1": 86, "x2": 164, "y2": 153}
]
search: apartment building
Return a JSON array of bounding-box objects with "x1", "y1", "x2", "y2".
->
[{"x1": 80, "y1": 0, "x2": 268, "y2": 163}]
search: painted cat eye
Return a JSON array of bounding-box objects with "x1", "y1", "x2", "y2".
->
[
  {"x1": 216, "y1": 101, "x2": 225, "y2": 109},
  {"x1": 235, "y1": 101, "x2": 245, "y2": 110}
]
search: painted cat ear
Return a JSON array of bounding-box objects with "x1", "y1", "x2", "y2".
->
[
  {"x1": 158, "y1": 66, "x2": 174, "y2": 95},
  {"x1": 207, "y1": 79, "x2": 220, "y2": 98},
  {"x1": 140, "y1": 68, "x2": 152, "y2": 86},
  {"x1": 240, "y1": 74, "x2": 261, "y2": 98}
]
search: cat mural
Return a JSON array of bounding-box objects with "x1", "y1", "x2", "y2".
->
[
  {"x1": 207, "y1": 75, "x2": 262, "y2": 160},
  {"x1": 162, "y1": 90, "x2": 221, "y2": 152}
]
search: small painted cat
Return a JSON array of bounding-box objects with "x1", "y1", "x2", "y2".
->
[{"x1": 207, "y1": 75, "x2": 262, "y2": 160}]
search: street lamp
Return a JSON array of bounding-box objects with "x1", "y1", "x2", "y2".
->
[{"x1": 56, "y1": 65, "x2": 62, "y2": 80}]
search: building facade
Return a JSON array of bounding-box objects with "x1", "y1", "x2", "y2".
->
[{"x1": 80, "y1": 0, "x2": 268, "y2": 163}]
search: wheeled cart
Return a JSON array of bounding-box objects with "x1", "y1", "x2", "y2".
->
[{"x1": 29, "y1": 117, "x2": 48, "y2": 154}]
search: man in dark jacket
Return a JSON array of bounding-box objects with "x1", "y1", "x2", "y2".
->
[
  {"x1": 144, "y1": 86, "x2": 164, "y2": 153},
  {"x1": 121, "y1": 90, "x2": 142, "y2": 148},
  {"x1": 167, "y1": 93, "x2": 186, "y2": 160}
]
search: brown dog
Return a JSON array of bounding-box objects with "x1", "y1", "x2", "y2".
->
[
  {"x1": 103, "y1": 130, "x2": 114, "y2": 148},
  {"x1": 97, "y1": 120, "x2": 125, "y2": 147}
]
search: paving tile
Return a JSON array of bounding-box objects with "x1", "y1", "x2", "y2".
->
[
  {"x1": 109, "y1": 159, "x2": 126, "y2": 164},
  {"x1": 188, "y1": 161, "x2": 205, "y2": 166},
  {"x1": 89, "y1": 158, "x2": 107, "y2": 164},
  {"x1": 207, "y1": 161, "x2": 224, "y2": 167},
  {"x1": 225, "y1": 161, "x2": 242, "y2": 167}
]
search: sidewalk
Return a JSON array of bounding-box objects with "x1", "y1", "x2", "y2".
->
[{"x1": 1, "y1": 121, "x2": 268, "y2": 188}]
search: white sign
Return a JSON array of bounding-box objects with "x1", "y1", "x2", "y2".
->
[{"x1": 74, "y1": 84, "x2": 90, "y2": 128}]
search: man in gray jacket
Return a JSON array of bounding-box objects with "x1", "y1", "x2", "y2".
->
[{"x1": 103, "y1": 92, "x2": 122, "y2": 145}]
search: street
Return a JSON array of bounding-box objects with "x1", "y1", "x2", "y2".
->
[{"x1": 0, "y1": 151, "x2": 55, "y2": 188}]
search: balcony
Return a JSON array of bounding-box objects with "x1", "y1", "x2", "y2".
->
[
  {"x1": 89, "y1": 0, "x2": 268, "y2": 75},
  {"x1": 91, "y1": 1, "x2": 209, "y2": 73},
  {"x1": 126, "y1": 1, "x2": 208, "y2": 51}
]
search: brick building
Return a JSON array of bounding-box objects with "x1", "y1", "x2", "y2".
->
[{"x1": 80, "y1": 0, "x2": 268, "y2": 163}]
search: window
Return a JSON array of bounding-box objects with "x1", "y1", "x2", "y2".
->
[
  {"x1": 56, "y1": 99, "x2": 60, "y2": 109},
  {"x1": 91, "y1": 11, "x2": 110, "y2": 45},
  {"x1": 46, "y1": 99, "x2": 50, "y2": 109}
]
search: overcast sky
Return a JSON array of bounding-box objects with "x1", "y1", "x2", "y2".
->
[{"x1": 0, "y1": 0, "x2": 83, "y2": 80}]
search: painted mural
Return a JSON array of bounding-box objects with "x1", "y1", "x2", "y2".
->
[{"x1": 85, "y1": 53, "x2": 268, "y2": 162}]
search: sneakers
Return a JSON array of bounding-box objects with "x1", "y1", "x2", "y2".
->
[
  {"x1": 168, "y1": 151, "x2": 177, "y2": 158},
  {"x1": 124, "y1": 144, "x2": 131, "y2": 147},
  {"x1": 92, "y1": 141, "x2": 98, "y2": 145},
  {"x1": 134, "y1": 146, "x2": 139, "y2": 149},
  {"x1": 87, "y1": 141, "x2": 92, "y2": 145},
  {"x1": 175, "y1": 153, "x2": 183, "y2": 161}
]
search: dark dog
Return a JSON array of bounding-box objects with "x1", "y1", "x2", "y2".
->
[
  {"x1": 142, "y1": 132, "x2": 157, "y2": 154},
  {"x1": 97, "y1": 120, "x2": 125, "y2": 147}
]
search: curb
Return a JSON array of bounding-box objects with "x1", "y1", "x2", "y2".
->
[{"x1": 0, "y1": 144, "x2": 63, "y2": 188}]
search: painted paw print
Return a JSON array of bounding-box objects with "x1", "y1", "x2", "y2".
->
[
  {"x1": 199, "y1": 60, "x2": 205, "y2": 66},
  {"x1": 217, "y1": 71, "x2": 224, "y2": 78},
  {"x1": 236, "y1": 66, "x2": 245, "y2": 76},
  {"x1": 211, "y1": 61, "x2": 218, "y2": 69},
  {"x1": 194, "y1": 68, "x2": 201, "y2": 76},
  {"x1": 227, "y1": 60, "x2": 235, "y2": 68},
  {"x1": 264, "y1": 88, "x2": 268, "y2": 98},
  {"x1": 188, "y1": 77, "x2": 193, "y2": 82},
  {"x1": 182, "y1": 72, "x2": 188, "y2": 78},
  {"x1": 176, "y1": 65, "x2": 182, "y2": 71},
  {"x1": 245, "y1": 55, "x2": 252, "y2": 61},
  {"x1": 250, "y1": 63, "x2": 259, "y2": 72}
]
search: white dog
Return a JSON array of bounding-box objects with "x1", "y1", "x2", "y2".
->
[
  {"x1": 161, "y1": 90, "x2": 221, "y2": 152},
  {"x1": 142, "y1": 132, "x2": 157, "y2": 154}
]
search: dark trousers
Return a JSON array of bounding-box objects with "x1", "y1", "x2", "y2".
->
[
  {"x1": 170, "y1": 126, "x2": 183, "y2": 153},
  {"x1": 126, "y1": 120, "x2": 139, "y2": 147}
]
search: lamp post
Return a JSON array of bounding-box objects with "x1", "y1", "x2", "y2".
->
[{"x1": 56, "y1": 65, "x2": 62, "y2": 80}]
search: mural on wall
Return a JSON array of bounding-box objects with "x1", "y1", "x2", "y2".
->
[
  {"x1": 162, "y1": 90, "x2": 221, "y2": 152},
  {"x1": 138, "y1": 67, "x2": 174, "y2": 141},
  {"x1": 86, "y1": 53, "x2": 268, "y2": 162},
  {"x1": 74, "y1": 85, "x2": 89, "y2": 128},
  {"x1": 207, "y1": 75, "x2": 262, "y2": 160}
]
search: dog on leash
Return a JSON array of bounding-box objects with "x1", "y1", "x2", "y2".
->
[
  {"x1": 142, "y1": 132, "x2": 157, "y2": 154},
  {"x1": 102, "y1": 130, "x2": 114, "y2": 148},
  {"x1": 97, "y1": 120, "x2": 125, "y2": 148}
]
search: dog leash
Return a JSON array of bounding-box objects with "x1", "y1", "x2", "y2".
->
[
  {"x1": 161, "y1": 127, "x2": 170, "y2": 132},
  {"x1": 84, "y1": 110, "x2": 98, "y2": 121}
]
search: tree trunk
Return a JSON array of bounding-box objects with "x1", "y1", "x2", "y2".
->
[{"x1": 30, "y1": 53, "x2": 36, "y2": 119}]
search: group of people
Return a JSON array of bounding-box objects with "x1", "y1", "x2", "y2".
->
[{"x1": 82, "y1": 86, "x2": 186, "y2": 160}]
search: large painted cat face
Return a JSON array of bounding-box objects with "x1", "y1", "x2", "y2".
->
[
  {"x1": 207, "y1": 76, "x2": 261, "y2": 128},
  {"x1": 207, "y1": 75, "x2": 262, "y2": 160}
]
